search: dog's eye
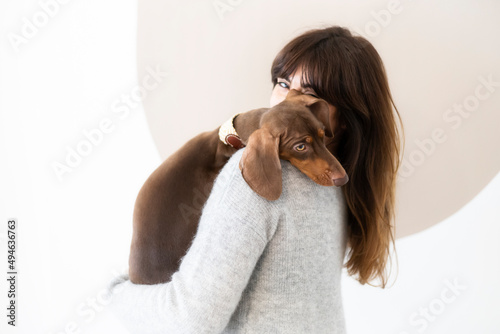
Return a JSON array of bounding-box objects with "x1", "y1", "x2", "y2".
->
[{"x1": 294, "y1": 144, "x2": 307, "y2": 152}]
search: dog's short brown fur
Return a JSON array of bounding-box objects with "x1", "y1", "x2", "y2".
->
[{"x1": 129, "y1": 90, "x2": 348, "y2": 284}]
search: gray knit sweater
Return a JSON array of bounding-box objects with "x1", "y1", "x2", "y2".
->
[{"x1": 107, "y1": 149, "x2": 348, "y2": 333}]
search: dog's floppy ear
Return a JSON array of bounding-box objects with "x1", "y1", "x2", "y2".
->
[
  {"x1": 287, "y1": 91, "x2": 337, "y2": 137},
  {"x1": 306, "y1": 98, "x2": 336, "y2": 137},
  {"x1": 239, "y1": 128, "x2": 282, "y2": 201}
]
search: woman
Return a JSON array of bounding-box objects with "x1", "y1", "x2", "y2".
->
[{"x1": 108, "y1": 26, "x2": 402, "y2": 333}]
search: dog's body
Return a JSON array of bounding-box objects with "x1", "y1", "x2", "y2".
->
[
  {"x1": 129, "y1": 109, "x2": 265, "y2": 284},
  {"x1": 129, "y1": 91, "x2": 348, "y2": 284}
]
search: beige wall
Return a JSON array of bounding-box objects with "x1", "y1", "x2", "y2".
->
[{"x1": 137, "y1": 0, "x2": 500, "y2": 238}]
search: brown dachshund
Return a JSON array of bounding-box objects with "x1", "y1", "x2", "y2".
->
[{"x1": 129, "y1": 90, "x2": 348, "y2": 284}]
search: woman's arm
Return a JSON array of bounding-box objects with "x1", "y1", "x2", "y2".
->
[{"x1": 107, "y1": 149, "x2": 279, "y2": 334}]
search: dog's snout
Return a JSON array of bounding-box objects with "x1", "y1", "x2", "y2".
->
[{"x1": 333, "y1": 174, "x2": 349, "y2": 186}]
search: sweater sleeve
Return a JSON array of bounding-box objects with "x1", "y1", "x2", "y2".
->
[{"x1": 106, "y1": 149, "x2": 280, "y2": 334}]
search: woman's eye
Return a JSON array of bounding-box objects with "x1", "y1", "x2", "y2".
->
[
  {"x1": 278, "y1": 81, "x2": 289, "y2": 89},
  {"x1": 294, "y1": 144, "x2": 307, "y2": 152}
]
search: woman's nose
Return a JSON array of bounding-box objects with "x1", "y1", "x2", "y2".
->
[{"x1": 287, "y1": 89, "x2": 302, "y2": 97}]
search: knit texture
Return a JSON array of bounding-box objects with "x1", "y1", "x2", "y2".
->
[{"x1": 107, "y1": 149, "x2": 348, "y2": 334}]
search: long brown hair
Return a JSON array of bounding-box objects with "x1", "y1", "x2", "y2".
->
[{"x1": 271, "y1": 26, "x2": 402, "y2": 287}]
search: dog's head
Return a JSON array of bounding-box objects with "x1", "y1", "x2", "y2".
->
[{"x1": 239, "y1": 91, "x2": 348, "y2": 200}]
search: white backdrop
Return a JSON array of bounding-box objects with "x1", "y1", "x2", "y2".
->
[{"x1": 0, "y1": 1, "x2": 499, "y2": 333}]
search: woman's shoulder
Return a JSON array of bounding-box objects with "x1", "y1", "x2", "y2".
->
[
  {"x1": 203, "y1": 148, "x2": 346, "y2": 241},
  {"x1": 207, "y1": 149, "x2": 271, "y2": 208},
  {"x1": 213, "y1": 149, "x2": 345, "y2": 208}
]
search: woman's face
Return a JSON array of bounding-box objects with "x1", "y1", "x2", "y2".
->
[
  {"x1": 270, "y1": 68, "x2": 340, "y2": 140},
  {"x1": 270, "y1": 68, "x2": 320, "y2": 107}
]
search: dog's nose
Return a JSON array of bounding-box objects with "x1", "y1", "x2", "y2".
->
[{"x1": 333, "y1": 174, "x2": 349, "y2": 186}]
